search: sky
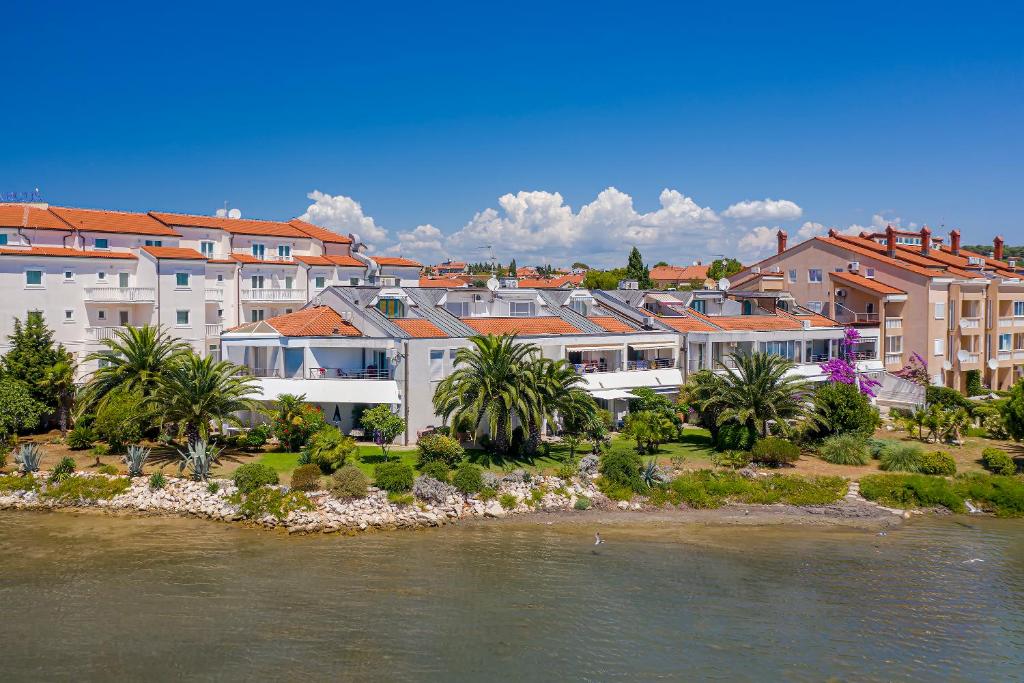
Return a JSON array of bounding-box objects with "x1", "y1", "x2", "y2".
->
[{"x1": 2, "y1": 1, "x2": 1022, "y2": 267}]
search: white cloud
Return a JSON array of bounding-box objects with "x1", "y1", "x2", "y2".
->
[
  {"x1": 722, "y1": 198, "x2": 803, "y2": 221},
  {"x1": 796, "y1": 221, "x2": 826, "y2": 239},
  {"x1": 737, "y1": 226, "x2": 780, "y2": 261},
  {"x1": 387, "y1": 224, "x2": 446, "y2": 261},
  {"x1": 299, "y1": 190, "x2": 388, "y2": 246}
]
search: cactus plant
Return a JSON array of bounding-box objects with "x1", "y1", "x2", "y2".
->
[
  {"x1": 123, "y1": 445, "x2": 151, "y2": 477},
  {"x1": 177, "y1": 440, "x2": 220, "y2": 481},
  {"x1": 14, "y1": 443, "x2": 43, "y2": 473}
]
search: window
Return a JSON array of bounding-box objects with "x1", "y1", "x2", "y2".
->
[
  {"x1": 446, "y1": 301, "x2": 470, "y2": 317},
  {"x1": 217, "y1": 308, "x2": 223, "y2": 319},
  {"x1": 119, "y1": 311, "x2": 129, "y2": 325},
  {"x1": 175, "y1": 310, "x2": 190, "y2": 326},
  {"x1": 144, "y1": 239, "x2": 163, "y2": 247},
  {"x1": 999, "y1": 333, "x2": 1012, "y2": 351},
  {"x1": 251, "y1": 309, "x2": 265, "y2": 322},
  {"x1": 934, "y1": 302, "x2": 945, "y2": 319},
  {"x1": 886, "y1": 336, "x2": 903, "y2": 354},
  {"x1": 64, "y1": 309, "x2": 74, "y2": 322},
  {"x1": 251, "y1": 275, "x2": 264, "y2": 289},
  {"x1": 277, "y1": 245, "x2": 291, "y2": 259},
  {"x1": 118, "y1": 272, "x2": 129, "y2": 288},
  {"x1": 63, "y1": 270, "x2": 74, "y2": 282},
  {"x1": 285, "y1": 308, "x2": 293, "y2": 315},
  {"x1": 865, "y1": 268, "x2": 875, "y2": 279},
  {"x1": 808, "y1": 269, "x2": 823, "y2": 283},
  {"x1": 97, "y1": 310, "x2": 106, "y2": 321},
  {"x1": 742, "y1": 300, "x2": 753, "y2": 315},
  {"x1": 760, "y1": 340, "x2": 797, "y2": 361},
  {"x1": 934, "y1": 338, "x2": 944, "y2": 356},
  {"x1": 314, "y1": 276, "x2": 326, "y2": 289},
  {"x1": 509, "y1": 301, "x2": 533, "y2": 317},
  {"x1": 1015, "y1": 301, "x2": 1024, "y2": 317},
  {"x1": 175, "y1": 272, "x2": 190, "y2": 288},
  {"x1": 788, "y1": 269, "x2": 797, "y2": 283},
  {"x1": 377, "y1": 298, "x2": 405, "y2": 318},
  {"x1": 429, "y1": 349, "x2": 444, "y2": 381},
  {"x1": 349, "y1": 278, "x2": 360, "y2": 286},
  {"x1": 691, "y1": 299, "x2": 706, "y2": 314},
  {"x1": 200, "y1": 241, "x2": 215, "y2": 258},
  {"x1": 0, "y1": 234, "x2": 7, "y2": 246},
  {"x1": 251, "y1": 243, "x2": 265, "y2": 259},
  {"x1": 97, "y1": 272, "x2": 106, "y2": 281},
  {"x1": 807, "y1": 301, "x2": 823, "y2": 313},
  {"x1": 95, "y1": 238, "x2": 109, "y2": 249},
  {"x1": 284, "y1": 276, "x2": 294, "y2": 290},
  {"x1": 25, "y1": 270, "x2": 42, "y2": 286},
  {"x1": 569, "y1": 297, "x2": 592, "y2": 316},
  {"x1": 216, "y1": 274, "x2": 224, "y2": 283}
]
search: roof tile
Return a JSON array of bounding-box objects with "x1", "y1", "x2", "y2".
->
[
  {"x1": 51, "y1": 207, "x2": 179, "y2": 236},
  {"x1": 829, "y1": 270, "x2": 906, "y2": 295},
  {"x1": 0, "y1": 204, "x2": 72, "y2": 231},
  {"x1": 461, "y1": 316, "x2": 581, "y2": 335},
  {"x1": 394, "y1": 319, "x2": 448, "y2": 337},
  {"x1": 141, "y1": 246, "x2": 206, "y2": 260},
  {"x1": 264, "y1": 307, "x2": 360, "y2": 337},
  {"x1": 0, "y1": 246, "x2": 136, "y2": 259}
]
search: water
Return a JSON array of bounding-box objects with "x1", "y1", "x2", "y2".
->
[{"x1": 1, "y1": 512, "x2": 1022, "y2": 682}]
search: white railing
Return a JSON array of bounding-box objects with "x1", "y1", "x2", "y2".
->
[
  {"x1": 238, "y1": 367, "x2": 280, "y2": 378},
  {"x1": 234, "y1": 253, "x2": 294, "y2": 263},
  {"x1": 205, "y1": 323, "x2": 223, "y2": 337},
  {"x1": 884, "y1": 353, "x2": 902, "y2": 365},
  {"x1": 850, "y1": 350, "x2": 879, "y2": 361},
  {"x1": 835, "y1": 310, "x2": 880, "y2": 324},
  {"x1": 1015, "y1": 351, "x2": 1024, "y2": 361},
  {"x1": 84, "y1": 287, "x2": 155, "y2": 302},
  {"x1": 240, "y1": 288, "x2": 305, "y2": 302},
  {"x1": 884, "y1": 317, "x2": 902, "y2": 329},
  {"x1": 87, "y1": 326, "x2": 125, "y2": 341},
  {"x1": 960, "y1": 316, "x2": 981, "y2": 329},
  {"x1": 998, "y1": 350, "x2": 1013, "y2": 361},
  {"x1": 960, "y1": 352, "x2": 980, "y2": 365},
  {"x1": 205, "y1": 288, "x2": 224, "y2": 302},
  {"x1": 308, "y1": 367, "x2": 390, "y2": 380},
  {"x1": 999, "y1": 317, "x2": 1015, "y2": 328}
]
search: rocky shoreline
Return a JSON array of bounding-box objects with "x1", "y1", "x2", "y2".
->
[{"x1": 0, "y1": 468, "x2": 915, "y2": 534}]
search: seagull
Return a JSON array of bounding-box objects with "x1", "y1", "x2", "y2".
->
[
  {"x1": 963, "y1": 558, "x2": 984, "y2": 564},
  {"x1": 594, "y1": 532, "x2": 605, "y2": 546}
]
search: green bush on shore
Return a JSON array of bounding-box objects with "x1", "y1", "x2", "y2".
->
[
  {"x1": 817, "y1": 434, "x2": 870, "y2": 466},
  {"x1": 982, "y1": 448, "x2": 1016, "y2": 476},
  {"x1": 650, "y1": 471, "x2": 845, "y2": 509},
  {"x1": 860, "y1": 474, "x2": 965, "y2": 513},
  {"x1": 879, "y1": 443, "x2": 923, "y2": 473},
  {"x1": 232, "y1": 463, "x2": 280, "y2": 494},
  {"x1": 750, "y1": 438, "x2": 800, "y2": 467},
  {"x1": 451, "y1": 463, "x2": 484, "y2": 494},
  {"x1": 40, "y1": 475, "x2": 130, "y2": 502},
  {"x1": 954, "y1": 474, "x2": 1024, "y2": 517},
  {"x1": 289, "y1": 464, "x2": 323, "y2": 492},
  {"x1": 918, "y1": 451, "x2": 956, "y2": 476},
  {"x1": 374, "y1": 461, "x2": 414, "y2": 493}
]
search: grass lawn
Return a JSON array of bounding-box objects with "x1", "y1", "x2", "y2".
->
[{"x1": 249, "y1": 444, "x2": 418, "y2": 483}]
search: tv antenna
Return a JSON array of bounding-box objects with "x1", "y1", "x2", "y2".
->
[{"x1": 477, "y1": 244, "x2": 498, "y2": 273}]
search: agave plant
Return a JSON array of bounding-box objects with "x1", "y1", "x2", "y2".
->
[
  {"x1": 642, "y1": 457, "x2": 662, "y2": 489},
  {"x1": 177, "y1": 440, "x2": 220, "y2": 481},
  {"x1": 14, "y1": 443, "x2": 43, "y2": 473},
  {"x1": 123, "y1": 445, "x2": 151, "y2": 477}
]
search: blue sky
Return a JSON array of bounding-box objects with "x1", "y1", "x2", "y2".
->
[{"x1": 3, "y1": 1, "x2": 1021, "y2": 266}]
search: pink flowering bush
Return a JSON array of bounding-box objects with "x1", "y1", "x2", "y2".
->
[{"x1": 819, "y1": 328, "x2": 881, "y2": 397}]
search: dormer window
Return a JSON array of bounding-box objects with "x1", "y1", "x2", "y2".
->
[
  {"x1": 691, "y1": 300, "x2": 706, "y2": 314},
  {"x1": 95, "y1": 238, "x2": 109, "y2": 249},
  {"x1": 509, "y1": 301, "x2": 534, "y2": 317},
  {"x1": 377, "y1": 298, "x2": 405, "y2": 318},
  {"x1": 277, "y1": 245, "x2": 291, "y2": 260},
  {"x1": 569, "y1": 296, "x2": 592, "y2": 316}
]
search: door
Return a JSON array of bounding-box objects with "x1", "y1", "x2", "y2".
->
[
  {"x1": 118, "y1": 311, "x2": 129, "y2": 326},
  {"x1": 284, "y1": 349, "x2": 303, "y2": 378},
  {"x1": 118, "y1": 272, "x2": 129, "y2": 288}
]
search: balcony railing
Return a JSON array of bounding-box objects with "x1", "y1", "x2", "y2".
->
[
  {"x1": 308, "y1": 367, "x2": 390, "y2": 380},
  {"x1": 240, "y1": 288, "x2": 305, "y2": 302},
  {"x1": 237, "y1": 367, "x2": 281, "y2": 378},
  {"x1": 835, "y1": 311, "x2": 880, "y2": 324},
  {"x1": 1015, "y1": 351, "x2": 1024, "y2": 361},
  {"x1": 205, "y1": 323, "x2": 223, "y2": 337},
  {"x1": 884, "y1": 318, "x2": 903, "y2": 329},
  {"x1": 999, "y1": 350, "x2": 1013, "y2": 361},
  {"x1": 87, "y1": 326, "x2": 125, "y2": 341},
  {"x1": 205, "y1": 288, "x2": 224, "y2": 302},
  {"x1": 84, "y1": 287, "x2": 155, "y2": 302},
  {"x1": 626, "y1": 358, "x2": 674, "y2": 371},
  {"x1": 234, "y1": 253, "x2": 295, "y2": 263},
  {"x1": 960, "y1": 316, "x2": 982, "y2": 329},
  {"x1": 884, "y1": 353, "x2": 903, "y2": 365},
  {"x1": 849, "y1": 350, "x2": 879, "y2": 361},
  {"x1": 959, "y1": 352, "x2": 980, "y2": 365}
]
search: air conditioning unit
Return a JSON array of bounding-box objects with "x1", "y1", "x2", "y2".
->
[
  {"x1": 340, "y1": 311, "x2": 352, "y2": 322},
  {"x1": 380, "y1": 276, "x2": 398, "y2": 286},
  {"x1": 751, "y1": 266, "x2": 761, "y2": 274},
  {"x1": 835, "y1": 288, "x2": 848, "y2": 298},
  {"x1": 642, "y1": 315, "x2": 656, "y2": 328},
  {"x1": 474, "y1": 294, "x2": 484, "y2": 302},
  {"x1": 847, "y1": 261, "x2": 860, "y2": 272},
  {"x1": 1010, "y1": 260, "x2": 1018, "y2": 268},
  {"x1": 771, "y1": 266, "x2": 781, "y2": 273},
  {"x1": 967, "y1": 256, "x2": 984, "y2": 266}
]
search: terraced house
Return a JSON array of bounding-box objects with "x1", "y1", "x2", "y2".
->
[
  {"x1": 0, "y1": 202, "x2": 421, "y2": 377},
  {"x1": 733, "y1": 226, "x2": 1024, "y2": 392}
]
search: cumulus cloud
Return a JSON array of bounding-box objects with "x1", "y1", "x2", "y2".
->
[
  {"x1": 722, "y1": 198, "x2": 803, "y2": 221},
  {"x1": 387, "y1": 224, "x2": 446, "y2": 261},
  {"x1": 737, "y1": 226, "x2": 780, "y2": 261},
  {"x1": 299, "y1": 190, "x2": 388, "y2": 246}
]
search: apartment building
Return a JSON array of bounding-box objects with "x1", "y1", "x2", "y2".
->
[
  {"x1": 220, "y1": 281, "x2": 852, "y2": 444},
  {"x1": 733, "y1": 226, "x2": 1024, "y2": 392},
  {"x1": 0, "y1": 203, "x2": 421, "y2": 377}
]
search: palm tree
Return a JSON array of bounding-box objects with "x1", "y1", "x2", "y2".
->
[
  {"x1": 523, "y1": 357, "x2": 593, "y2": 454},
  {"x1": 41, "y1": 351, "x2": 77, "y2": 436},
  {"x1": 152, "y1": 354, "x2": 260, "y2": 446},
  {"x1": 701, "y1": 352, "x2": 811, "y2": 438},
  {"x1": 433, "y1": 334, "x2": 538, "y2": 454},
  {"x1": 82, "y1": 325, "x2": 189, "y2": 408}
]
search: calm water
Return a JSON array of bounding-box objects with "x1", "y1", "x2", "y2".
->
[{"x1": 1, "y1": 512, "x2": 1022, "y2": 682}]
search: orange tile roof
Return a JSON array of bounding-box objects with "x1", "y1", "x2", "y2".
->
[
  {"x1": 588, "y1": 316, "x2": 635, "y2": 332},
  {"x1": 287, "y1": 219, "x2": 352, "y2": 244},
  {"x1": 0, "y1": 204, "x2": 72, "y2": 231},
  {"x1": 814, "y1": 237, "x2": 939, "y2": 278},
  {"x1": 461, "y1": 316, "x2": 581, "y2": 335},
  {"x1": 293, "y1": 255, "x2": 333, "y2": 266},
  {"x1": 687, "y1": 308, "x2": 804, "y2": 331},
  {"x1": 149, "y1": 211, "x2": 306, "y2": 238},
  {"x1": 655, "y1": 315, "x2": 718, "y2": 332},
  {"x1": 51, "y1": 207, "x2": 179, "y2": 236},
  {"x1": 829, "y1": 270, "x2": 906, "y2": 295},
  {"x1": 141, "y1": 246, "x2": 206, "y2": 260},
  {"x1": 516, "y1": 278, "x2": 568, "y2": 289},
  {"x1": 394, "y1": 318, "x2": 448, "y2": 337},
  {"x1": 0, "y1": 246, "x2": 136, "y2": 259},
  {"x1": 650, "y1": 264, "x2": 710, "y2": 282},
  {"x1": 418, "y1": 277, "x2": 467, "y2": 288},
  {"x1": 372, "y1": 256, "x2": 422, "y2": 267},
  {"x1": 326, "y1": 254, "x2": 364, "y2": 267},
  {"x1": 776, "y1": 309, "x2": 842, "y2": 328},
  {"x1": 265, "y1": 307, "x2": 360, "y2": 337}
]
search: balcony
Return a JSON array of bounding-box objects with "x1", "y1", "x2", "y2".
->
[
  {"x1": 84, "y1": 287, "x2": 155, "y2": 303},
  {"x1": 87, "y1": 326, "x2": 125, "y2": 341},
  {"x1": 884, "y1": 353, "x2": 902, "y2": 365},
  {"x1": 960, "y1": 317, "x2": 982, "y2": 330},
  {"x1": 999, "y1": 316, "x2": 1024, "y2": 328},
  {"x1": 959, "y1": 352, "x2": 981, "y2": 365},
  {"x1": 205, "y1": 323, "x2": 223, "y2": 337},
  {"x1": 205, "y1": 288, "x2": 225, "y2": 303},
  {"x1": 307, "y1": 366, "x2": 391, "y2": 380},
  {"x1": 1016, "y1": 351, "x2": 1024, "y2": 361},
  {"x1": 237, "y1": 367, "x2": 281, "y2": 378},
  {"x1": 234, "y1": 253, "x2": 295, "y2": 263},
  {"x1": 998, "y1": 350, "x2": 1013, "y2": 362},
  {"x1": 834, "y1": 310, "x2": 880, "y2": 325},
  {"x1": 240, "y1": 288, "x2": 305, "y2": 302}
]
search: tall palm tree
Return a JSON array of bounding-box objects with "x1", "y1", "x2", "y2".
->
[
  {"x1": 522, "y1": 357, "x2": 593, "y2": 454},
  {"x1": 433, "y1": 334, "x2": 537, "y2": 453},
  {"x1": 701, "y1": 352, "x2": 811, "y2": 438},
  {"x1": 41, "y1": 351, "x2": 77, "y2": 436},
  {"x1": 152, "y1": 354, "x2": 260, "y2": 446},
  {"x1": 82, "y1": 325, "x2": 189, "y2": 408}
]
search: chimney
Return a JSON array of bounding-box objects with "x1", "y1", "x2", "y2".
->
[
  {"x1": 920, "y1": 226, "x2": 931, "y2": 255},
  {"x1": 994, "y1": 235, "x2": 1005, "y2": 261},
  {"x1": 950, "y1": 229, "x2": 961, "y2": 256},
  {"x1": 885, "y1": 225, "x2": 896, "y2": 258},
  {"x1": 776, "y1": 229, "x2": 788, "y2": 254},
  {"x1": 828, "y1": 228, "x2": 838, "y2": 238}
]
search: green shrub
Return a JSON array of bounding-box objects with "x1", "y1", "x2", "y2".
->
[
  {"x1": 954, "y1": 473, "x2": 1024, "y2": 517},
  {"x1": 573, "y1": 495, "x2": 591, "y2": 510},
  {"x1": 66, "y1": 426, "x2": 96, "y2": 450},
  {"x1": 0, "y1": 473, "x2": 39, "y2": 492},
  {"x1": 808, "y1": 382, "x2": 880, "y2": 440},
  {"x1": 982, "y1": 447, "x2": 1016, "y2": 475},
  {"x1": 750, "y1": 437, "x2": 800, "y2": 467},
  {"x1": 879, "y1": 443, "x2": 923, "y2": 473},
  {"x1": 49, "y1": 456, "x2": 76, "y2": 483},
  {"x1": 599, "y1": 448, "x2": 643, "y2": 492},
  {"x1": 91, "y1": 444, "x2": 110, "y2": 457},
  {"x1": 818, "y1": 434, "x2": 870, "y2": 466},
  {"x1": 207, "y1": 481, "x2": 220, "y2": 494},
  {"x1": 148, "y1": 471, "x2": 166, "y2": 490},
  {"x1": 982, "y1": 413, "x2": 1009, "y2": 440},
  {"x1": 451, "y1": 463, "x2": 483, "y2": 494},
  {"x1": 97, "y1": 464, "x2": 120, "y2": 476},
  {"x1": 710, "y1": 450, "x2": 752, "y2": 469},
  {"x1": 0, "y1": 379, "x2": 46, "y2": 436},
  {"x1": 714, "y1": 422, "x2": 756, "y2": 451},
  {"x1": 498, "y1": 493, "x2": 518, "y2": 510},
  {"x1": 859, "y1": 473, "x2": 965, "y2": 512},
  {"x1": 232, "y1": 487, "x2": 315, "y2": 520},
  {"x1": 388, "y1": 491, "x2": 415, "y2": 505},
  {"x1": 416, "y1": 433, "x2": 465, "y2": 468},
  {"x1": 303, "y1": 427, "x2": 356, "y2": 473},
  {"x1": 232, "y1": 463, "x2": 280, "y2": 494},
  {"x1": 41, "y1": 475, "x2": 130, "y2": 502},
  {"x1": 926, "y1": 385, "x2": 975, "y2": 413},
  {"x1": 741, "y1": 475, "x2": 847, "y2": 506},
  {"x1": 867, "y1": 438, "x2": 899, "y2": 459},
  {"x1": 330, "y1": 465, "x2": 369, "y2": 499},
  {"x1": 374, "y1": 461, "x2": 414, "y2": 493},
  {"x1": 918, "y1": 450, "x2": 956, "y2": 476},
  {"x1": 290, "y1": 464, "x2": 323, "y2": 492},
  {"x1": 418, "y1": 460, "x2": 450, "y2": 482},
  {"x1": 479, "y1": 486, "x2": 497, "y2": 501},
  {"x1": 965, "y1": 370, "x2": 984, "y2": 397},
  {"x1": 241, "y1": 423, "x2": 272, "y2": 451},
  {"x1": 94, "y1": 388, "x2": 150, "y2": 453},
  {"x1": 14, "y1": 443, "x2": 43, "y2": 473}
]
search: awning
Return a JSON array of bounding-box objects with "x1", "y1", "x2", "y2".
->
[
  {"x1": 628, "y1": 342, "x2": 677, "y2": 350},
  {"x1": 253, "y1": 378, "x2": 400, "y2": 404},
  {"x1": 565, "y1": 344, "x2": 622, "y2": 352},
  {"x1": 582, "y1": 368, "x2": 684, "y2": 392},
  {"x1": 590, "y1": 389, "x2": 636, "y2": 400}
]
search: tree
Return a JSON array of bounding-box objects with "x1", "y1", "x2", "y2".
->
[
  {"x1": 806, "y1": 382, "x2": 879, "y2": 440},
  {"x1": 523, "y1": 356, "x2": 593, "y2": 454},
  {"x1": 0, "y1": 379, "x2": 46, "y2": 437},
  {"x1": 582, "y1": 268, "x2": 627, "y2": 290},
  {"x1": 153, "y1": 354, "x2": 260, "y2": 446},
  {"x1": 83, "y1": 325, "x2": 189, "y2": 408},
  {"x1": 94, "y1": 387, "x2": 153, "y2": 453},
  {"x1": 40, "y1": 351, "x2": 78, "y2": 436},
  {"x1": 900, "y1": 405, "x2": 928, "y2": 440},
  {"x1": 623, "y1": 410, "x2": 675, "y2": 454},
  {"x1": 684, "y1": 370, "x2": 723, "y2": 439},
  {"x1": 361, "y1": 404, "x2": 406, "y2": 458},
  {"x1": 571, "y1": 262, "x2": 590, "y2": 271},
  {"x1": 2, "y1": 314, "x2": 65, "y2": 406},
  {"x1": 272, "y1": 393, "x2": 325, "y2": 451},
  {"x1": 433, "y1": 334, "x2": 537, "y2": 454},
  {"x1": 707, "y1": 258, "x2": 743, "y2": 281},
  {"x1": 700, "y1": 352, "x2": 811, "y2": 438},
  {"x1": 508, "y1": 258, "x2": 517, "y2": 277},
  {"x1": 626, "y1": 247, "x2": 652, "y2": 289},
  {"x1": 303, "y1": 427, "x2": 356, "y2": 473},
  {"x1": 654, "y1": 261, "x2": 669, "y2": 268},
  {"x1": 627, "y1": 387, "x2": 683, "y2": 434}
]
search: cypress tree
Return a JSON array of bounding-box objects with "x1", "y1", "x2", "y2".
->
[
  {"x1": 626, "y1": 247, "x2": 652, "y2": 289},
  {"x1": 2, "y1": 314, "x2": 64, "y2": 406}
]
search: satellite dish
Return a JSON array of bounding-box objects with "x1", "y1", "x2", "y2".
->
[
  {"x1": 227, "y1": 208, "x2": 242, "y2": 219},
  {"x1": 942, "y1": 360, "x2": 953, "y2": 371},
  {"x1": 215, "y1": 208, "x2": 228, "y2": 218},
  {"x1": 486, "y1": 277, "x2": 500, "y2": 292},
  {"x1": 958, "y1": 318, "x2": 969, "y2": 330},
  {"x1": 312, "y1": 296, "x2": 323, "y2": 306},
  {"x1": 956, "y1": 350, "x2": 970, "y2": 362},
  {"x1": 988, "y1": 358, "x2": 999, "y2": 370},
  {"x1": 718, "y1": 278, "x2": 731, "y2": 291}
]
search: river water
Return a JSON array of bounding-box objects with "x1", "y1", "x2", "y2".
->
[{"x1": 0, "y1": 511, "x2": 1022, "y2": 682}]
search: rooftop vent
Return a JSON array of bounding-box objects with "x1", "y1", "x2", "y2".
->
[{"x1": 618, "y1": 279, "x2": 639, "y2": 290}]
